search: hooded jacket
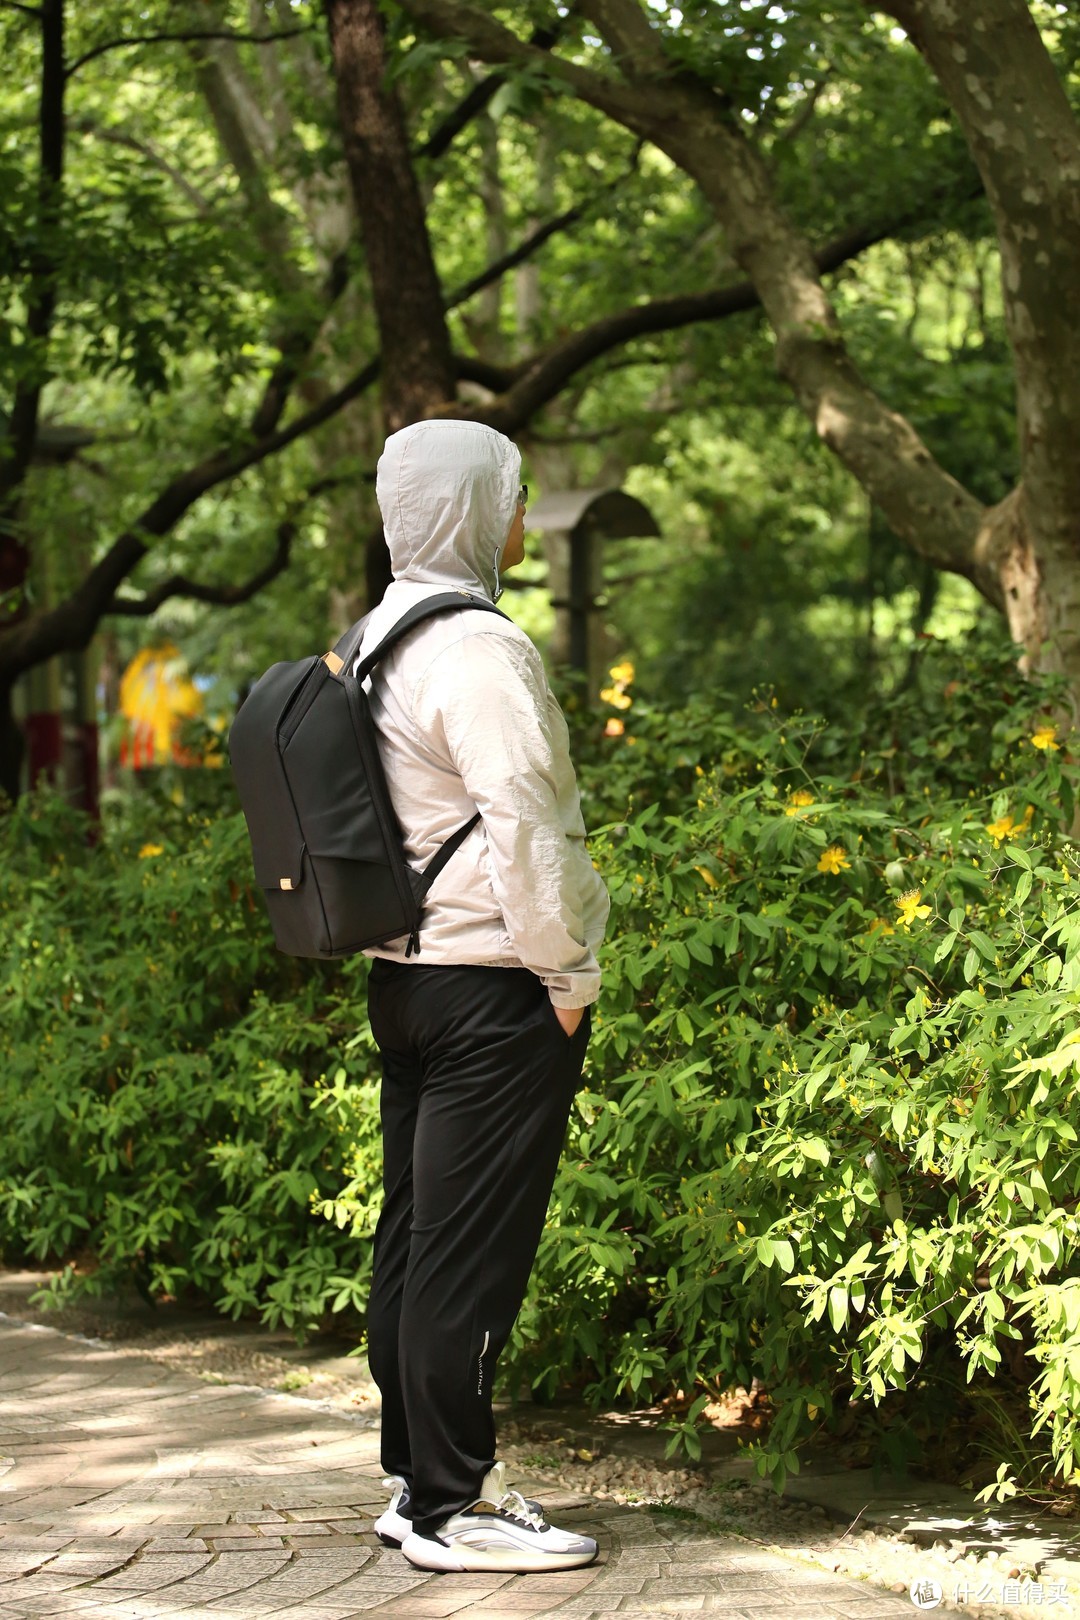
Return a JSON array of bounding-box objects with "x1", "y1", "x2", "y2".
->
[{"x1": 354, "y1": 420, "x2": 609, "y2": 1009}]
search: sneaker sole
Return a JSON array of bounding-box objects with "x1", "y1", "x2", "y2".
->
[
  {"x1": 401, "y1": 1531, "x2": 598, "y2": 1573},
  {"x1": 374, "y1": 1507, "x2": 411, "y2": 1546}
]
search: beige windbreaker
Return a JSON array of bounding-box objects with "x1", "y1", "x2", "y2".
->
[{"x1": 354, "y1": 420, "x2": 609, "y2": 1010}]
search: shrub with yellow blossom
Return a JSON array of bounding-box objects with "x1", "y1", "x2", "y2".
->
[{"x1": 6, "y1": 637, "x2": 1080, "y2": 1506}]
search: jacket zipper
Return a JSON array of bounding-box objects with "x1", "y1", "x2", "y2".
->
[{"x1": 477, "y1": 1330, "x2": 489, "y2": 1395}]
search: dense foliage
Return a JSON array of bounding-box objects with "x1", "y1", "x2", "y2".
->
[
  {"x1": 0, "y1": 792, "x2": 381, "y2": 1329},
  {"x1": 4, "y1": 638, "x2": 1080, "y2": 1499},
  {"x1": 6, "y1": 0, "x2": 1056, "y2": 750}
]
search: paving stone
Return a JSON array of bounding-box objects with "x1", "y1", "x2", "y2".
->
[
  {"x1": 36, "y1": 1552, "x2": 134, "y2": 1574},
  {"x1": 534, "y1": 1600, "x2": 623, "y2": 1614},
  {"x1": 0, "y1": 1316, "x2": 928, "y2": 1620},
  {"x1": 211, "y1": 1534, "x2": 288, "y2": 1549},
  {"x1": 85, "y1": 1552, "x2": 215, "y2": 1588},
  {"x1": 446, "y1": 1607, "x2": 553, "y2": 1620},
  {"x1": 472, "y1": 1594, "x2": 593, "y2": 1612},
  {"x1": 486, "y1": 1573, "x2": 597, "y2": 1593}
]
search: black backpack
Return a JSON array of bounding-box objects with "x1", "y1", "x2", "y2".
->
[{"x1": 228, "y1": 591, "x2": 507, "y2": 959}]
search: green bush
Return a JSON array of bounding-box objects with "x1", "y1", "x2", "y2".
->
[
  {"x1": 526, "y1": 639, "x2": 1080, "y2": 1494},
  {"x1": 3, "y1": 637, "x2": 1080, "y2": 1499},
  {"x1": 0, "y1": 791, "x2": 381, "y2": 1328}
]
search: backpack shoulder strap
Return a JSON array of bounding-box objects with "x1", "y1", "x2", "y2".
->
[
  {"x1": 330, "y1": 592, "x2": 508, "y2": 684},
  {"x1": 323, "y1": 609, "x2": 372, "y2": 679}
]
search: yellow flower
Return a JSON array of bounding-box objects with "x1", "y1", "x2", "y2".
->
[
  {"x1": 600, "y1": 687, "x2": 633, "y2": 711},
  {"x1": 138, "y1": 843, "x2": 164, "y2": 859},
  {"x1": 1031, "y1": 723, "x2": 1060, "y2": 751},
  {"x1": 895, "y1": 887, "x2": 932, "y2": 927},
  {"x1": 985, "y1": 806, "x2": 1034, "y2": 846},
  {"x1": 984, "y1": 814, "x2": 1014, "y2": 846},
  {"x1": 608, "y1": 660, "x2": 635, "y2": 686},
  {"x1": 817, "y1": 845, "x2": 850, "y2": 874},
  {"x1": 603, "y1": 717, "x2": 625, "y2": 738},
  {"x1": 785, "y1": 789, "x2": 815, "y2": 816},
  {"x1": 866, "y1": 916, "x2": 895, "y2": 937}
]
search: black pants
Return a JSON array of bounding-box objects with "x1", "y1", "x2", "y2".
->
[{"x1": 365, "y1": 960, "x2": 590, "y2": 1537}]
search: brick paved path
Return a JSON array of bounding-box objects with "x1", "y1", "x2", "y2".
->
[{"x1": 0, "y1": 1317, "x2": 913, "y2": 1619}]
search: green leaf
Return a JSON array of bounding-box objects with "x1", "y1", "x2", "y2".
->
[{"x1": 772, "y1": 1238, "x2": 796, "y2": 1273}]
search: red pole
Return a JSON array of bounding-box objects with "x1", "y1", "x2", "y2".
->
[{"x1": 24, "y1": 710, "x2": 62, "y2": 788}]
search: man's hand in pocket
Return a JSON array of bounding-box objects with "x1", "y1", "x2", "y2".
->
[{"x1": 553, "y1": 1004, "x2": 584, "y2": 1038}]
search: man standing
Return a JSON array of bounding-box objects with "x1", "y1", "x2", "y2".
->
[{"x1": 356, "y1": 420, "x2": 609, "y2": 1574}]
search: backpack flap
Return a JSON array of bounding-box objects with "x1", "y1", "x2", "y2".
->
[
  {"x1": 229, "y1": 659, "x2": 315, "y2": 896},
  {"x1": 249, "y1": 824, "x2": 305, "y2": 895}
]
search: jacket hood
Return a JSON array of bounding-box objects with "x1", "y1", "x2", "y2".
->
[{"x1": 376, "y1": 420, "x2": 521, "y2": 600}]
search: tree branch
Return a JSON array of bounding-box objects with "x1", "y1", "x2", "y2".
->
[
  {"x1": 400, "y1": 0, "x2": 991, "y2": 594},
  {"x1": 395, "y1": 0, "x2": 652, "y2": 131},
  {"x1": 450, "y1": 177, "x2": 981, "y2": 411},
  {"x1": 445, "y1": 206, "x2": 586, "y2": 309},
  {"x1": 0, "y1": 53, "x2": 989, "y2": 680},
  {"x1": 72, "y1": 117, "x2": 213, "y2": 213},
  {"x1": 249, "y1": 248, "x2": 353, "y2": 439},
  {"x1": 0, "y1": 2, "x2": 42, "y2": 15},
  {"x1": 0, "y1": 356, "x2": 381, "y2": 676},
  {"x1": 422, "y1": 70, "x2": 509, "y2": 163},
  {"x1": 106, "y1": 520, "x2": 297, "y2": 616},
  {"x1": 773, "y1": 76, "x2": 829, "y2": 146},
  {"x1": 443, "y1": 143, "x2": 643, "y2": 310},
  {"x1": 455, "y1": 353, "x2": 514, "y2": 392},
  {"x1": 468, "y1": 196, "x2": 977, "y2": 432},
  {"x1": 420, "y1": 15, "x2": 570, "y2": 160},
  {"x1": 66, "y1": 27, "x2": 310, "y2": 78},
  {"x1": 525, "y1": 410, "x2": 679, "y2": 446}
]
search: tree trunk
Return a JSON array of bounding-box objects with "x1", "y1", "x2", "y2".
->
[
  {"x1": 326, "y1": 0, "x2": 457, "y2": 431},
  {"x1": 395, "y1": 0, "x2": 1080, "y2": 706},
  {"x1": 0, "y1": 682, "x2": 24, "y2": 806},
  {"x1": 875, "y1": 0, "x2": 1080, "y2": 696}
]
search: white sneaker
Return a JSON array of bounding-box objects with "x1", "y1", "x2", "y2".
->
[
  {"x1": 373, "y1": 1474, "x2": 412, "y2": 1545},
  {"x1": 374, "y1": 1466, "x2": 547, "y2": 1549},
  {"x1": 400, "y1": 1461, "x2": 598, "y2": 1572}
]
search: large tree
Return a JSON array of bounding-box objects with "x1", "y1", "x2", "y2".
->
[
  {"x1": 384, "y1": 0, "x2": 1080, "y2": 705},
  {"x1": 0, "y1": 0, "x2": 1003, "y2": 799}
]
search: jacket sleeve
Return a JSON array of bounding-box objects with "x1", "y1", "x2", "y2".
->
[{"x1": 413, "y1": 629, "x2": 609, "y2": 1008}]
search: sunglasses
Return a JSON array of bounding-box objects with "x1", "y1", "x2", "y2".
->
[{"x1": 518, "y1": 483, "x2": 528, "y2": 509}]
